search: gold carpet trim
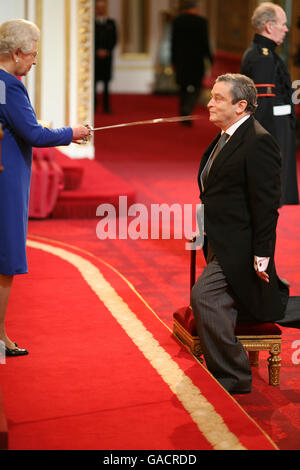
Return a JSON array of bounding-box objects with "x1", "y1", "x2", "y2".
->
[
  {"x1": 27, "y1": 239, "x2": 247, "y2": 450},
  {"x1": 27, "y1": 234, "x2": 278, "y2": 450}
]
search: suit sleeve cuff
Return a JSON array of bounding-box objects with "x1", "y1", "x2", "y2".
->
[{"x1": 254, "y1": 256, "x2": 270, "y2": 272}]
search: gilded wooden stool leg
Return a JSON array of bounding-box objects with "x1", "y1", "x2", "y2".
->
[
  {"x1": 268, "y1": 344, "x2": 281, "y2": 386},
  {"x1": 248, "y1": 351, "x2": 259, "y2": 366},
  {"x1": 192, "y1": 339, "x2": 203, "y2": 363}
]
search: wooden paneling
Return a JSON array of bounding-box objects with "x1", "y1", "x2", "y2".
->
[
  {"x1": 121, "y1": 0, "x2": 150, "y2": 55},
  {"x1": 215, "y1": 0, "x2": 255, "y2": 55}
]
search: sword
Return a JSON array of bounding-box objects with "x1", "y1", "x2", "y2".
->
[
  {"x1": 89, "y1": 114, "x2": 203, "y2": 132},
  {"x1": 74, "y1": 114, "x2": 203, "y2": 144}
]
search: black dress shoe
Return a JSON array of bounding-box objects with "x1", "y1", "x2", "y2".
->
[{"x1": 5, "y1": 343, "x2": 29, "y2": 357}]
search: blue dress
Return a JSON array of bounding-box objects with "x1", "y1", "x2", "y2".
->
[{"x1": 0, "y1": 70, "x2": 73, "y2": 275}]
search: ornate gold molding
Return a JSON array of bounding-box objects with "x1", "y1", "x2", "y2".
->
[
  {"x1": 121, "y1": 53, "x2": 150, "y2": 61},
  {"x1": 77, "y1": 0, "x2": 93, "y2": 124},
  {"x1": 65, "y1": 0, "x2": 71, "y2": 126}
]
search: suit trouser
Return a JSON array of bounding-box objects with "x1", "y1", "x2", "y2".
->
[
  {"x1": 274, "y1": 115, "x2": 299, "y2": 205},
  {"x1": 190, "y1": 257, "x2": 252, "y2": 393},
  {"x1": 179, "y1": 84, "x2": 201, "y2": 117},
  {"x1": 94, "y1": 80, "x2": 110, "y2": 112}
]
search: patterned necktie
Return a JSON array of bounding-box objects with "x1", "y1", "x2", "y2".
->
[{"x1": 201, "y1": 132, "x2": 229, "y2": 190}]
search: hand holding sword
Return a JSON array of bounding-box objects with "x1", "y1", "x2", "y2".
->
[{"x1": 72, "y1": 124, "x2": 92, "y2": 144}]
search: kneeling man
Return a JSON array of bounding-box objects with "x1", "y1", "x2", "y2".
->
[{"x1": 191, "y1": 73, "x2": 290, "y2": 394}]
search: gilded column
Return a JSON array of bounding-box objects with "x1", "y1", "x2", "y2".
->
[
  {"x1": 77, "y1": 0, "x2": 94, "y2": 125},
  {"x1": 65, "y1": 0, "x2": 71, "y2": 126}
]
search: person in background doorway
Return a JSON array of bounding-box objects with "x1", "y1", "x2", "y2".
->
[
  {"x1": 94, "y1": 0, "x2": 118, "y2": 114},
  {"x1": 171, "y1": 0, "x2": 213, "y2": 126}
]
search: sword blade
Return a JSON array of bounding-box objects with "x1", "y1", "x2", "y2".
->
[{"x1": 90, "y1": 114, "x2": 203, "y2": 132}]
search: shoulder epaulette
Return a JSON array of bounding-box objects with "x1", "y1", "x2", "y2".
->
[{"x1": 261, "y1": 47, "x2": 270, "y2": 56}]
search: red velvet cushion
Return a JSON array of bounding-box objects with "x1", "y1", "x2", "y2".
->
[
  {"x1": 173, "y1": 307, "x2": 281, "y2": 336},
  {"x1": 174, "y1": 307, "x2": 197, "y2": 335},
  {"x1": 235, "y1": 322, "x2": 281, "y2": 336}
]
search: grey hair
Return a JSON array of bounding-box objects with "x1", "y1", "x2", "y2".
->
[
  {"x1": 251, "y1": 2, "x2": 279, "y2": 33},
  {"x1": 216, "y1": 73, "x2": 258, "y2": 113},
  {"x1": 0, "y1": 19, "x2": 40, "y2": 56}
]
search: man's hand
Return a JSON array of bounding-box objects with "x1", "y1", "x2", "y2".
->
[
  {"x1": 97, "y1": 49, "x2": 109, "y2": 58},
  {"x1": 254, "y1": 256, "x2": 270, "y2": 283},
  {"x1": 256, "y1": 270, "x2": 269, "y2": 283}
]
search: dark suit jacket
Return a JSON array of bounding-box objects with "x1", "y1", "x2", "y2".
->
[
  {"x1": 95, "y1": 18, "x2": 117, "y2": 82},
  {"x1": 171, "y1": 13, "x2": 212, "y2": 86},
  {"x1": 198, "y1": 115, "x2": 289, "y2": 322},
  {"x1": 241, "y1": 34, "x2": 299, "y2": 205}
]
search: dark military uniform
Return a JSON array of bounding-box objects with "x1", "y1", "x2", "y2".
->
[
  {"x1": 171, "y1": 13, "x2": 213, "y2": 122},
  {"x1": 241, "y1": 34, "x2": 299, "y2": 205},
  {"x1": 94, "y1": 17, "x2": 117, "y2": 113}
]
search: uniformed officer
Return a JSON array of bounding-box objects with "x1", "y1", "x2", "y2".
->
[{"x1": 241, "y1": 2, "x2": 299, "y2": 205}]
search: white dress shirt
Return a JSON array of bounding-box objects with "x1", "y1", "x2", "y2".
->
[{"x1": 223, "y1": 114, "x2": 250, "y2": 137}]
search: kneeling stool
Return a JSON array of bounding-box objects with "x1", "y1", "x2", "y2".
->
[{"x1": 172, "y1": 242, "x2": 282, "y2": 386}]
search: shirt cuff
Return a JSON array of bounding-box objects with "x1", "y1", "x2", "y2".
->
[{"x1": 254, "y1": 256, "x2": 270, "y2": 272}]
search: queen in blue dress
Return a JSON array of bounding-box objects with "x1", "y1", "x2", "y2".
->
[{"x1": 0, "y1": 19, "x2": 90, "y2": 356}]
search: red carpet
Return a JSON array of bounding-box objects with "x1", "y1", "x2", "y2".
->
[
  {"x1": 1, "y1": 94, "x2": 300, "y2": 450},
  {"x1": 0, "y1": 389, "x2": 8, "y2": 450},
  {"x1": 21, "y1": 209, "x2": 300, "y2": 451},
  {"x1": 45, "y1": 150, "x2": 136, "y2": 219},
  {"x1": 92, "y1": 94, "x2": 300, "y2": 449},
  {"x1": 0, "y1": 235, "x2": 277, "y2": 450}
]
